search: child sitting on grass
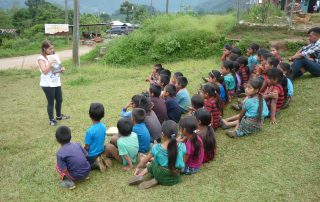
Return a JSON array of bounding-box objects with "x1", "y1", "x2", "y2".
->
[
  {"x1": 175, "y1": 76, "x2": 191, "y2": 114},
  {"x1": 221, "y1": 61, "x2": 237, "y2": 101},
  {"x1": 157, "y1": 74, "x2": 170, "y2": 90},
  {"x1": 264, "y1": 68, "x2": 286, "y2": 124},
  {"x1": 178, "y1": 116, "x2": 204, "y2": 175},
  {"x1": 129, "y1": 120, "x2": 186, "y2": 189},
  {"x1": 222, "y1": 78, "x2": 269, "y2": 138},
  {"x1": 164, "y1": 84, "x2": 181, "y2": 123},
  {"x1": 270, "y1": 44, "x2": 282, "y2": 63},
  {"x1": 188, "y1": 94, "x2": 204, "y2": 115},
  {"x1": 201, "y1": 83, "x2": 223, "y2": 130},
  {"x1": 278, "y1": 63, "x2": 294, "y2": 109},
  {"x1": 132, "y1": 108, "x2": 151, "y2": 154},
  {"x1": 208, "y1": 70, "x2": 228, "y2": 105},
  {"x1": 221, "y1": 44, "x2": 232, "y2": 62},
  {"x1": 84, "y1": 103, "x2": 108, "y2": 172},
  {"x1": 260, "y1": 56, "x2": 280, "y2": 93},
  {"x1": 55, "y1": 126, "x2": 91, "y2": 190},
  {"x1": 237, "y1": 56, "x2": 250, "y2": 92},
  {"x1": 247, "y1": 43, "x2": 260, "y2": 72},
  {"x1": 194, "y1": 109, "x2": 217, "y2": 163},
  {"x1": 105, "y1": 118, "x2": 139, "y2": 171},
  {"x1": 149, "y1": 84, "x2": 167, "y2": 124},
  {"x1": 170, "y1": 72, "x2": 183, "y2": 85},
  {"x1": 146, "y1": 64, "x2": 163, "y2": 83}
]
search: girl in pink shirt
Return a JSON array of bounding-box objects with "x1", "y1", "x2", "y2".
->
[{"x1": 178, "y1": 116, "x2": 204, "y2": 175}]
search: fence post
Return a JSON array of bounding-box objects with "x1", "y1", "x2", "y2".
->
[{"x1": 288, "y1": 0, "x2": 295, "y2": 28}]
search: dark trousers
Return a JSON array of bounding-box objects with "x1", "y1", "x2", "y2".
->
[
  {"x1": 41, "y1": 86, "x2": 63, "y2": 120},
  {"x1": 292, "y1": 58, "x2": 320, "y2": 79}
]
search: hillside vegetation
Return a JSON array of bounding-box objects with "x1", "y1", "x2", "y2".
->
[{"x1": 102, "y1": 14, "x2": 235, "y2": 66}]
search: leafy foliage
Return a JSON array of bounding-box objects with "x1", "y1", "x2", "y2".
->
[
  {"x1": 243, "y1": 3, "x2": 283, "y2": 24},
  {"x1": 102, "y1": 14, "x2": 235, "y2": 66}
]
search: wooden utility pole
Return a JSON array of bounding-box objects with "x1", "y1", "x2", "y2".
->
[
  {"x1": 72, "y1": 0, "x2": 80, "y2": 67},
  {"x1": 65, "y1": 0, "x2": 68, "y2": 24},
  {"x1": 166, "y1": 0, "x2": 169, "y2": 14}
]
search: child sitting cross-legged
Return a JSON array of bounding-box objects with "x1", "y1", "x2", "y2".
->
[
  {"x1": 222, "y1": 78, "x2": 269, "y2": 138},
  {"x1": 149, "y1": 84, "x2": 167, "y2": 124},
  {"x1": 55, "y1": 126, "x2": 91, "y2": 190},
  {"x1": 170, "y1": 72, "x2": 183, "y2": 85},
  {"x1": 129, "y1": 120, "x2": 186, "y2": 189},
  {"x1": 175, "y1": 76, "x2": 191, "y2": 114},
  {"x1": 163, "y1": 84, "x2": 181, "y2": 123},
  {"x1": 131, "y1": 108, "x2": 151, "y2": 154},
  {"x1": 201, "y1": 83, "x2": 223, "y2": 130},
  {"x1": 278, "y1": 63, "x2": 294, "y2": 109},
  {"x1": 104, "y1": 118, "x2": 139, "y2": 171},
  {"x1": 194, "y1": 109, "x2": 217, "y2": 163},
  {"x1": 146, "y1": 64, "x2": 163, "y2": 83},
  {"x1": 84, "y1": 103, "x2": 109, "y2": 172},
  {"x1": 178, "y1": 116, "x2": 204, "y2": 175},
  {"x1": 221, "y1": 61, "x2": 237, "y2": 101},
  {"x1": 207, "y1": 70, "x2": 228, "y2": 106},
  {"x1": 247, "y1": 43, "x2": 260, "y2": 72},
  {"x1": 263, "y1": 68, "x2": 286, "y2": 124}
]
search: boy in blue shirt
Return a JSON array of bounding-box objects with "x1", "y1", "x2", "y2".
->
[
  {"x1": 175, "y1": 76, "x2": 191, "y2": 114},
  {"x1": 55, "y1": 126, "x2": 90, "y2": 189},
  {"x1": 84, "y1": 103, "x2": 110, "y2": 172},
  {"x1": 132, "y1": 108, "x2": 151, "y2": 153}
]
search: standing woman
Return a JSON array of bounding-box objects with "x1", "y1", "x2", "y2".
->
[{"x1": 37, "y1": 40, "x2": 69, "y2": 126}]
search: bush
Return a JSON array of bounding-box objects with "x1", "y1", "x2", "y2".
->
[
  {"x1": 243, "y1": 3, "x2": 283, "y2": 24},
  {"x1": 101, "y1": 14, "x2": 235, "y2": 66}
]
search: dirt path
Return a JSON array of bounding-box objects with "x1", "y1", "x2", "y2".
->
[{"x1": 0, "y1": 46, "x2": 94, "y2": 70}]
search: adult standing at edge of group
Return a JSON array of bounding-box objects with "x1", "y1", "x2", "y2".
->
[
  {"x1": 37, "y1": 40, "x2": 70, "y2": 126},
  {"x1": 289, "y1": 27, "x2": 320, "y2": 79}
]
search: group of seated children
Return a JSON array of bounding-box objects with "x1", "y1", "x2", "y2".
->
[{"x1": 55, "y1": 43, "x2": 294, "y2": 190}]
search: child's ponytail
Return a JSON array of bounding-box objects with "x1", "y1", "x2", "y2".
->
[
  {"x1": 213, "y1": 84, "x2": 223, "y2": 116},
  {"x1": 257, "y1": 93, "x2": 263, "y2": 122},
  {"x1": 179, "y1": 116, "x2": 201, "y2": 160},
  {"x1": 162, "y1": 120, "x2": 179, "y2": 175}
]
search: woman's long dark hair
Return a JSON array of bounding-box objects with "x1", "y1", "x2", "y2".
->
[
  {"x1": 194, "y1": 109, "x2": 216, "y2": 160},
  {"x1": 41, "y1": 40, "x2": 53, "y2": 57},
  {"x1": 209, "y1": 70, "x2": 229, "y2": 103},
  {"x1": 248, "y1": 78, "x2": 264, "y2": 122},
  {"x1": 162, "y1": 120, "x2": 179, "y2": 175},
  {"x1": 179, "y1": 116, "x2": 201, "y2": 160}
]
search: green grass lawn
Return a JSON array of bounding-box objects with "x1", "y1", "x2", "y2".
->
[{"x1": 0, "y1": 58, "x2": 320, "y2": 201}]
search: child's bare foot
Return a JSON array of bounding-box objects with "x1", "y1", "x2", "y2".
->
[
  {"x1": 138, "y1": 178, "x2": 158, "y2": 189},
  {"x1": 225, "y1": 131, "x2": 237, "y2": 138},
  {"x1": 123, "y1": 165, "x2": 133, "y2": 171},
  {"x1": 128, "y1": 175, "x2": 145, "y2": 185}
]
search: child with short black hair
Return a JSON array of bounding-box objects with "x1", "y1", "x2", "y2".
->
[
  {"x1": 194, "y1": 109, "x2": 217, "y2": 163},
  {"x1": 247, "y1": 43, "x2": 260, "y2": 71},
  {"x1": 129, "y1": 120, "x2": 186, "y2": 189},
  {"x1": 55, "y1": 126, "x2": 91, "y2": 189},
  {"x1": 231, "y1": 47, "x2": 242, "y2": 57},
  {"x1": 179, "y1": 116, "x2": 204, "y2": 175},
  {"x1": 146, "y1": 64, "x2": 163, "y2": 83},
  {"x1": 264, "y1": 68, "x2": 286, "y2": 124},
  {"x1": 175, "y1": 76, "x2": 191, "y2": 114},
  {"x1": 278, "y1": 63, "x2": 294, "y2": 109},
  {"x1": 105, "y1": 118, "x2": 139, "y2": 171},
  {"x1": 158, "y1": 74, "x2": 170, "y2": 90},
  {"x1": 160, "y1": 69, "x2": 172, "y2": 79},
  {"x1": 189, "y1": 94, "x2": 204, "y2": 115},
  {"x1": 149, "y1": 84, "x2": 167, "y2": 124},
  {"x1": 132, "y1": 108, "x2": 151, "y2": 154},
  {"x1": 84, "y1": 103, "x2": 108, "y2": 172},
  {"x1": 164, "y1": 84, "x2": 181, "y2": 123},
  {"x1": 201, "y1": 84, "x2": 223, "y2": 130},
  {"x1": 170, "y1": 72, "x2": 183, "y2": 85},
  {"x1": 221, "y1": 61, "x2": 237, "y2": 101}
]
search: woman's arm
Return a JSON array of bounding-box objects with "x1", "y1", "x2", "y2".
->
[{"x1": 38, "y1": 59, "x2": 53, "y2": 75}]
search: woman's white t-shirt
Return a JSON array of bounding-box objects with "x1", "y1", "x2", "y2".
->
[{"x1": 37, "y1": 54, "x2": 61, "y2": 87}]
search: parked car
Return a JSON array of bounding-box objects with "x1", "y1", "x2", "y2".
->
[{"x1": 106, "y1": 26, "x2": 134, "y2": 35}]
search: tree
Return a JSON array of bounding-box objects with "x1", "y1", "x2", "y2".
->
[
  {"x1": 99, "y1": 13, "x2": 111, "y2": 22},
  {"x1": 120, "y1": 1, "x2": 135, "y2": 22},
  {"x1": 0, "y1": 10, "x2": 13, "y2": 28},
  {"x1": 25, "y1": 0, "x2": 45, "y2": 19},
  {"x1": 12, "y1": 8, "x2": 32, "y2": 30},
  {"x1": 80, "y1": 13, "x2": 100, "y2": 24}
]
